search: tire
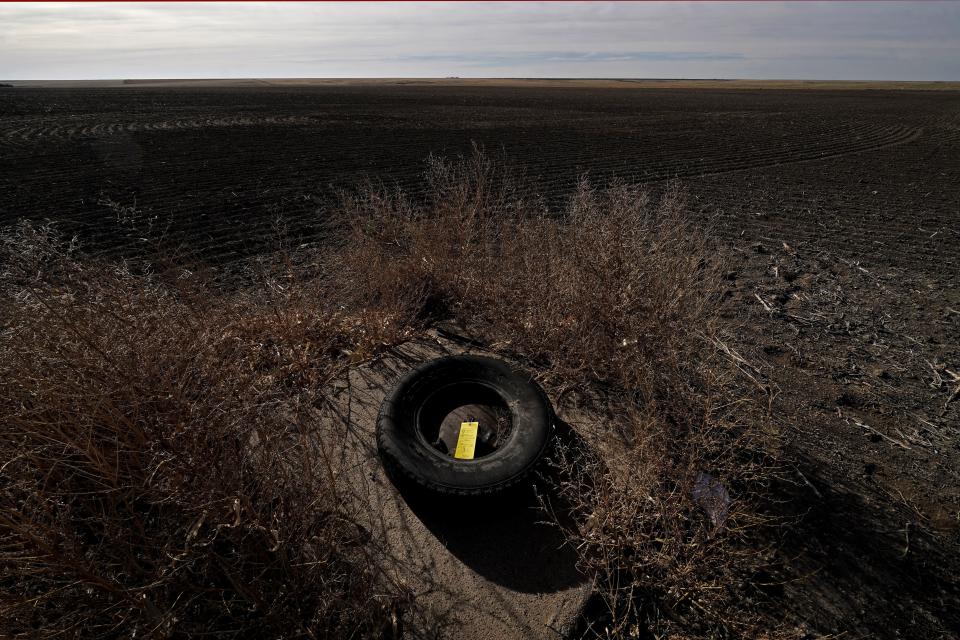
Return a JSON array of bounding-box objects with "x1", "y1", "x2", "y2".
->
[{"x1": 377, "y1": 355, "x2": 553, "y2": 496}]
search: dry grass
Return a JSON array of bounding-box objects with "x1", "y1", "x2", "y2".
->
[
  {"x1": 335, "y1": 150, "x2": 785, "y2": 638},
  {"x1": 338, "y1": 152, "x2": 715, "y2": 391},
  {"x1": 0, "y1": 224, "x2": 416, "y2": 638},
  {"x1": 2, "y1": 150, "x2": 783, "y2": 638}
]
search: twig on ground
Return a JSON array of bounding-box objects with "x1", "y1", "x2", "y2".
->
[
  {"x1": 849, "y1": 417, "x2": 912, "y2": 450},
  {"x1": 795, "y1": 468, "x2": 823, "y2": 499},
  {"x1": 940, "y1": 369, "x2": 960, "y2": 416},
  {"x1": 753, "y1": 292, "x2": 775, "y2": 313}
]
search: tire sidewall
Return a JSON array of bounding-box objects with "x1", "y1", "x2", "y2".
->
[{"x1": 377, "y1": 355, "x2": 552, "y2": 495}]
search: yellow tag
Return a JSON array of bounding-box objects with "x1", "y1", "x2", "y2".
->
[{"x1": 453, "y1": 422, "x2": 479, "y2": 460}]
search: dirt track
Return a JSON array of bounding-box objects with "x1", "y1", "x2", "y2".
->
[{"x1": 1, "y1": 82, "x2": 958, "y2": 638}]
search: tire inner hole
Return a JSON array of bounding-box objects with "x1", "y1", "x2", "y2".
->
[{"x1": 417, "y1": 383, "x2": 513, "y2": 459}]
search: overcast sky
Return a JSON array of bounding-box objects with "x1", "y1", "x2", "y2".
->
[{"x1": 2, "y1": 1, "x2": 958, "y2": 81}]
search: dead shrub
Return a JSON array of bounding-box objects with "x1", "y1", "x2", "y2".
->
[
  {"x1": 334, "y1": 149, "x2": 782, "y2": 638},
  {"x1": 0, "y1": 223, "x2": 412, "y2": 639},
  {"x1": 336, "y1": 151, "x2": 716, "y2": 393},
  {"x1": 2, "y1": 149, "x2": 782, "y2": 639}
]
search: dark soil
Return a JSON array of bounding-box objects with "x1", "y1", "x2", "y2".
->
[{"x1": 1, "y1": 83, "x2": 958, "y2": 638}]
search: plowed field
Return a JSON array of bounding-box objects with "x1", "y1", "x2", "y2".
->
[
  {"x1": 1, "y1": 84, "x2": 957, "y2": 278},
  {"x1": 2, "y1": 82, "x2": 959, "y2": 638}
]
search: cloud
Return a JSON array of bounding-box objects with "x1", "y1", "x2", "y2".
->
[{"x1": 1, "y1": 1, "x2": 957, "y2": 80}]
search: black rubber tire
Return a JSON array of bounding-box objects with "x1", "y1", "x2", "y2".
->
[{"x1": 377, "y1": 355, "x2": 553, "y2": 496}]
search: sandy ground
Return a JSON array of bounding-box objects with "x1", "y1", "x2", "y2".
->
[{"x1": 311, "y1": 331, "x2": 591, "y2": 639}]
